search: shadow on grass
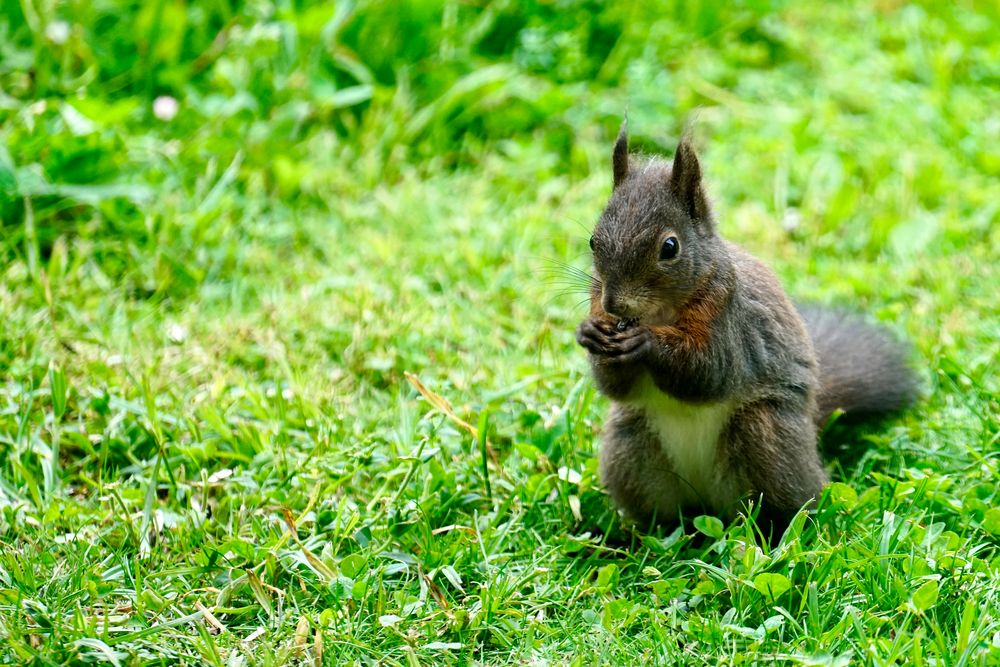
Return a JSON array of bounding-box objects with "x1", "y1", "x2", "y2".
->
[
  {"x1": 577, "y1": 410, "x2": 913, "y2": 554},
  {"x1": 819, "y1": 411, "x2": 906, "y2": 477}
]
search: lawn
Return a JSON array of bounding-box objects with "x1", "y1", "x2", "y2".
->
[{"x1": 1, "y1": 0, "x2": 999, "y2": 664}]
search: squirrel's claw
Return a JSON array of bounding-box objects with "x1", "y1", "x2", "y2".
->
[
  {"x1": 576, "y1": 319, "x2": 610, "y2": 354},
  {"x1": 607, "y1": 327, "x2": 654, "y2": 362},
  {"x1": 577, "y1": 318, "x2": 653, "y2": 363}
]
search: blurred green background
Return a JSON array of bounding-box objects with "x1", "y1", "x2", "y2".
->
[
  {"x1": 1, "y1": 0, "x2": 999, "y2": 664},
  {"x1": 5, "y1": 0, "x2": 996, "y2": 264}
]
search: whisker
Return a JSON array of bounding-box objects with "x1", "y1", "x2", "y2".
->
[
  {"x1": 539, "y1": 284, "x2": 595, "y2": 294},
  {"x1": 531, "y1": 266, "x2": 592, "y2": 277},
  {"x1": 536, "y1": 256, "x2": 590, "y2": 271},
  {"x1": 559, "y1": 217, "x2": 595, "y2": 239},
  {"x1": 530, "y1": 270, "x2": 595, "y2": 285},
  {"x1": 534, "y1": 279, "x2": 599, "y2": 292},
  {"x1": 542, "y1": 293, "x2": 572, "y2": 308},
  {"x1": 530, "y1": 257, "x2": 602, "y2": 294},
  {"x1": 534, "y1": 258, "x2": 601, "y2": 283},
  {"x1": 545, "y1": 285, "x2": 595, "y2": 297},
  {"x1": 541, "y1": 293, "x2": 595, "y2": 311},
  {"x1": 554, "y1": 293, "x2": 594, "y2": 302}
]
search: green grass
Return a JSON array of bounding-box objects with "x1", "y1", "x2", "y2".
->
[{"x1": 2, "y1": 0, "x2": 999, "y2": 664}]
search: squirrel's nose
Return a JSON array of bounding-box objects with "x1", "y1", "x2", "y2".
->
[
  {"x1": 601, "y1": 289, "x2": 618, "y2": 317},
  {"x1": 602, "y1": 288, "x2": 632, "y2": 319}
]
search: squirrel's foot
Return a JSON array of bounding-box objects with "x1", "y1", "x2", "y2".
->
[{"x1": 576, "y1": 318, "x2": 654, "y2": 363}]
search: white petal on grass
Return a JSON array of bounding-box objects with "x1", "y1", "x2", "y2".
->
[
  {"x1": 166, "y1": 323, "x2": 187, "y2": 343},
  {"x1": 46, "y1": 21, "x2": 70, "y2": 44},
  {"x1": 557, "y1": 466, "x2": 582, "y2": 484},
  {"x1": 208, "y1": 468, "x2": 233, "y2": 483},
  {"x1": 243, "y1": 627, "x2": 265, "y2": 643},
  {"x1": 153, "y1": 96, "x2": 179, "y2": 121}
]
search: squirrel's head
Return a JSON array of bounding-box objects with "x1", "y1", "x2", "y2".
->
[{"x1": 589, "y1": 122, "x2": 720, "y2": 326}]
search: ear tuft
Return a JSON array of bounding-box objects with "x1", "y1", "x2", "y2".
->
[
  {"x1": 669, "y1": 138, "x2": 711, "y2": 221},
  {"x1": 612, "y1": 119, "x2": 629, "y2": 189}
]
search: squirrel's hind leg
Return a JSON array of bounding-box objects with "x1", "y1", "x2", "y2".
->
[
  {"x1": 598, "y1": 405, "x2": 688, "y2": 528},
  {"x1": 722, "y1": 400, "x2": 828, "y2": 538}
]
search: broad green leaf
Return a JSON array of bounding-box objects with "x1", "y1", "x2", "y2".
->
[
  {"x1": 825, "y1": 482, "x2": 858, "y2": 509},
  {"x1": 339, "y1": 554, "x2": 367, "y2": 579},
  {"x1": 983, "y1": 508, "x2": 1000, "y2": 535},
  {"x1": 911, "y1": 580, "x2": 939, "y2": 612},
  {"x1": 693, "y1": 515, "x2": 725, "y2": 539},
  {"x1": 753, "y1": 573, "x2": 792, "y2": 603},
  {"x1": 596, "y1": 564, "x2": 619, "y2": 590}
]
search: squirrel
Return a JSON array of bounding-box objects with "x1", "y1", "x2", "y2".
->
[{"x1": 576, "y1": 122, "x2": 918, "y2": 535}]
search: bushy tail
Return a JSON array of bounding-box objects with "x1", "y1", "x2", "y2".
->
[{"x1": 797, "y1": 305, "x2": 919, "y2": 424}]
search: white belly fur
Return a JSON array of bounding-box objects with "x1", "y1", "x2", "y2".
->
[{"x1": 627, "y1": 376, "x2": 738, "y2": 510}]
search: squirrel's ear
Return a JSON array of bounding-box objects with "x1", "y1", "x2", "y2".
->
[
  {"x1": 669, "y1": 138, "x2": 711, "y2": 222},
  {"x1": 612, "y1": 119, "x2": 629, "y2": 189}
]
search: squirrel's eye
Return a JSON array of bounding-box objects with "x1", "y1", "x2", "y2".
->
[
  {"x1": 660, "y1": 236, "x2": 680, "y2": 261},
  {"x1": 589, "y1": 236, "x2": 595, "y2": 251}
]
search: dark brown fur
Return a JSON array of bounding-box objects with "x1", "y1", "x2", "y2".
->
[{"x1": 576, "y1": 126, "x2": 917, "y2": 534}]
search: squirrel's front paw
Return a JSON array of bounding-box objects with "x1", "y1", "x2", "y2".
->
[{"x1": 576, "y1": 318, "x2": 653, "y2": 363}]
